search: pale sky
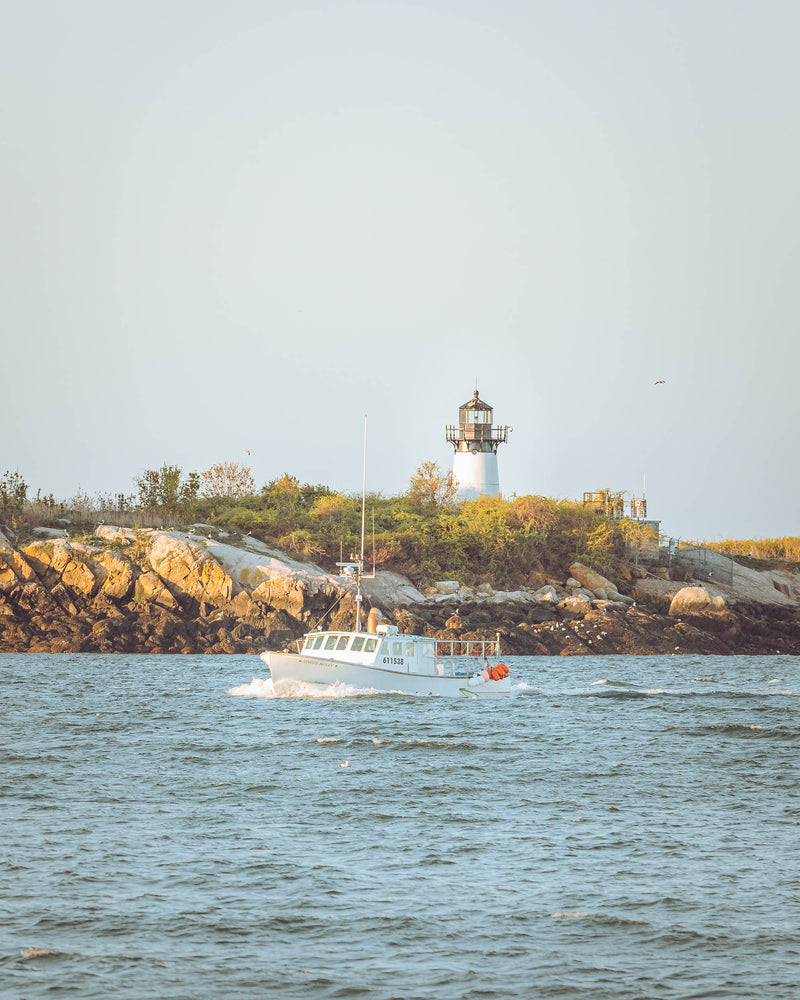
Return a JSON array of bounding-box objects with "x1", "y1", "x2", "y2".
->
[{"x1": 2, "y1": 0, "x2": 798, "y2": 541}]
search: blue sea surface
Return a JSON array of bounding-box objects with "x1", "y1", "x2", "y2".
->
[{"x1": 2, "y1": 652, "x2": 799, "y2": 999}]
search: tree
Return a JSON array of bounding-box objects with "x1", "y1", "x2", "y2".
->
[
  {"x1": 260, "y1": 474, "x2": 305, "y2": 535},
  {"x1": 310, "y1": 493, "x2": 360, "y2": 550},
  {"x1": 0, "y1": 470, "x2": 28, "y2": 514},
  {"x1": 200, "y1": 461, "x2": 255, "y2": 499},
  {"x1": 135, "y1": 465, "x2": 199, "y2": 516},
  {"x1": 506, "y1": 495, "x2": 558, "y2": 532},
  {"x1": 408, "y1": 461, "x2": 458, "y2": 510}
]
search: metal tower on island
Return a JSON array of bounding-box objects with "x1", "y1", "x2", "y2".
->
[{"x1": 446, "y1": 389, "x2": 510, "y2": 499}]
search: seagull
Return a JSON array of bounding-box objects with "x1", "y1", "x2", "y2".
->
[
  {"x1": 339, "y1": 760, "x2": 349, "y2": 767},
  {"x1": 244, "y1": 449, "x2": 250, "y2": 455},
  {"x1": 654, "y1": 380, "x2": 666, "y2": 385}
]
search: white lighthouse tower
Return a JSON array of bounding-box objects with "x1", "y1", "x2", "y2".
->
[{"x1": 446, "y1": 389, "x2": 510, "y2": 499}]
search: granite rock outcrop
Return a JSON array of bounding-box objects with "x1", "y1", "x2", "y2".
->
[{"x1": 0, "y1": 526, "x2": 798, "y2": 656}]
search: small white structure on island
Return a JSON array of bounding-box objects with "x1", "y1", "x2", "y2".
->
[{"x1": 446, "y1": 389, "x2": 510, "y2": 499}]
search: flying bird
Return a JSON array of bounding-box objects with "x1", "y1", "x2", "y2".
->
[
  {"x1": 244, "y1": 449, "x2": 250, "y2": 455},
  {"x1": 654, "y1": 380, "x2": 666, "y2": 385}
]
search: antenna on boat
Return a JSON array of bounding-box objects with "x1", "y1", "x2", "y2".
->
[
  {"x1": 337, "y1": 414, "x2": 373, "y2": 632},
  {"x1": 356, "y1": 414, "x2": 368, "y2": 631},
  {"x1": 360, "y1": 414, "x2": 367, "y2": 570}
]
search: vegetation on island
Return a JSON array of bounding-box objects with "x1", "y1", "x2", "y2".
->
[
  {"x1": 700, "y1": 537, "x2": 800, "y2": 568},
  {"x1": 3, "y1": 463, "x2": 795, "y2": 588}
]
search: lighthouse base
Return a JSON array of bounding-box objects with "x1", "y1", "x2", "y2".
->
[{"x1": 453, "y1": 451, "x2": 500, "y2": 499}]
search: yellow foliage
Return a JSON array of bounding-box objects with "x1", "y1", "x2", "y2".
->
[
  {"x1": 200, "y1": 461, "x2": 255, "y2": 499},
  {"x1": 702, "y1": 537, "x2": 800, "y2": 561}
]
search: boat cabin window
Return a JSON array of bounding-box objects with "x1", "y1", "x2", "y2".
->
[
  {"x1": 312, "y1": 635, "x2": 325, "y2": 650},
  {"x1": 390, "y1": 641, "x2": 403, "y2": 655},
  {"x1": 351, "y1": 637, "x2": 365, "y2": 652},
  {"x1": 324, "y1": 635, "x2": 338, "y2": 650},
  {"x1": 336, "y1": 636, "x2": 349, "y2": 650},
  {"x1": 364, "y1": 638, "x2": 378, "y2": 652},
  {"x1": 404, "y1": 642, "x2": 415, "y2": 657},
  {"x1": 421, "y1": 644, "x2": 434, "y2": 657}
]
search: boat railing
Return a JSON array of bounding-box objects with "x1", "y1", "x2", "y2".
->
[{"x1": 433, "y1": 638, "x2": 500, "y2": 659}]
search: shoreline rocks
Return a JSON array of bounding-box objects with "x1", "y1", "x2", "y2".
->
[{"x1": 0, "y1": 527, "x2": 798, "y2": 656}]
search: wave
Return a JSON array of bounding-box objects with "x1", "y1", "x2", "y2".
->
[
  {"x1": 313, "y1": 736, "x2": 477, "y2": 750},
  {"x1": 704, "y1": 723, "x2": 800, "y2": 739},
  {"x1": 590, "y1": 677, "x2": 640, "y2": 688},
  {"x1": 569, "y1": 684, "x2": 800, "y2": 700}
]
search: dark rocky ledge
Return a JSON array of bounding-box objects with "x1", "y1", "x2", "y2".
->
[{"x1": 1, "y1": 526, "x2": 798, "y2": 656}]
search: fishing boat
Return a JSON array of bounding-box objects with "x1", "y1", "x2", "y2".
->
[
  {"x1": 262, "y1": 613, "x2": 511, "y2": 698},
  {"x1": 260, "y1": 417, "x2": 511, "y2": 698}
]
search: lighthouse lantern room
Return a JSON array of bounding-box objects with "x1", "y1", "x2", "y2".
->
[{"x1": 446, "y1": 389, "x2": 509, "y2": 499}]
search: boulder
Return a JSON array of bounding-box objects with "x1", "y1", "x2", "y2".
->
[
  {"x1": 93, "y1": 550, "x2": 136, "y2": 600},
  {"x1": 95, "y1": 525, "x2": 137, "y2": 544},
  {"x1": 147, "y1": 534, "x2": 232, "y2": 607},
  {"x1": 32, "y1": 527, "x2": 70, "y2": 539},
  {"x1": 0, "y1": 561, "x2": 20, "y2": 594},
  {"x1": 532, "y1": 585, "x2": 558, "y2": 604},
  {"x1": 476, "y1": 583, "x2": 494, "y2": 596},
  {"x1": 559, "y1": 594, "x2": 591, "y2": 614},
  {"x1": 669, "y1": 586, "x2": 728, "y2": 617},
  {"x1": 225, "y1": 590, "x2": 257, "y2": 620},
  {"x1": 60, "y1": 556, "x2": 97, "y2": 598},
  {"x1": 0, "y1": 549, "x2": 38, "y2": 590},
  {"x1": 435, "y1": 580, "x2": 460, "y2": 595},
  {"x1": 360, "y1": 571, "x2": 426, "y2": 607},
  {"x1": 22, "y1": 541, "x2": 101, "y2": 597},
  {"x1": 569, "y1": 562, "x2": 619, "y2": 596},
  {"x1": 23, "y1": 541, "x2": 68, "y2": 581},
  {"x1": 668, "y1": 586, "x2": 739, "y2": 636},
  {"x1": 489, "y1": 590, "x2": 533, "y2": 604},
  {"x1": 252, "y1": 575, "x2": 310, "y2": 617},
  {"x1": 133, "y1": 571, "x2": 179, "y2": 609}
]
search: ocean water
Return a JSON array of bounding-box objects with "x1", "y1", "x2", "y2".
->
[{"x1": 2, "y1": 653, "x2": 799, "y2": 1000}]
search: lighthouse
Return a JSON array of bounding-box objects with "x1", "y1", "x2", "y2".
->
[{"x1": 446, "y1": 389, "x2": 510, "y2": 499}]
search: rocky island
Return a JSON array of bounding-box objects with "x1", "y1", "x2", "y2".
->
[{"x1": 1, "y1": 525, "x2": 798, "y2": 656}]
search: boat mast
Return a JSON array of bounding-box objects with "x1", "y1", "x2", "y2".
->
[
  {"x1": 336, "y1": 415, "x2": 371, "y2": 633},
  {"x1": 355, "y1": 415, "x2": 367, "y2": 633}
]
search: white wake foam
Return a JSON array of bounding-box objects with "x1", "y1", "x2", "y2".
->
[
  {"x1": 227, "y1": 677, "x2": 276, "y2": 698},
  {"x1": 227, "y1": 677, "x2": 380, "y2": 699}
]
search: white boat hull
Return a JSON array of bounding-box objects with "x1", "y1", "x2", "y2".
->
[{"x1": 262, "y1": 651, "x2": 511, "y2": 698}]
